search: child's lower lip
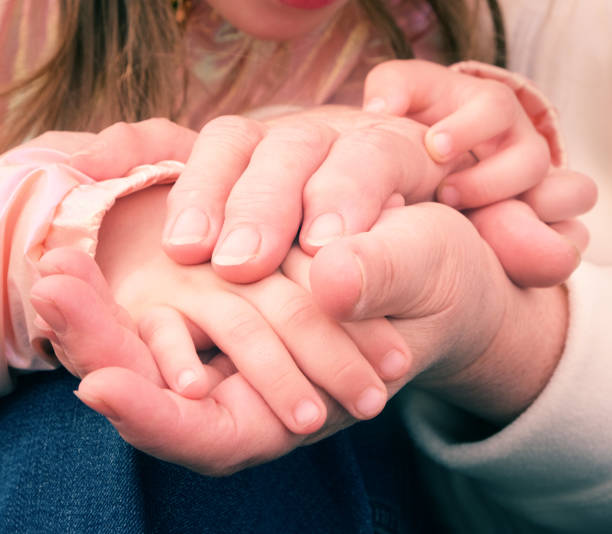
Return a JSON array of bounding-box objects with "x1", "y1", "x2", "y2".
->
[{"x1": 279, "y1": 0, "x2": 336, "y2": 9}]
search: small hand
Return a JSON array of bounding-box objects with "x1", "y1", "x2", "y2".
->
[
  {"x1": 32, "y1": 185, "x2": 410, "y2": 435},
  {"x1": 363, "y1": 59, "x2": 597, "y2": 286},
  {"x1": 30, "y1": 250, "x2": 404, "y2": 476}
]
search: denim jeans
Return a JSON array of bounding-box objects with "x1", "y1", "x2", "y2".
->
[{"x1": 0, "y1": 368, "x2": 435, "y2": 534}]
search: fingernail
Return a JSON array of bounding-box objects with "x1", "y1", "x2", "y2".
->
[
  {"x1": 33, "y1": 315, "x2": 60, "y2": 344},
  {"x1": 74, "y1": 390, "x2": 120, "y2": 422},
  {"x1": 305, "y1": 213, "x2": 344, "y2": 247},
  {"x1": 33, "y1": 314, "x2": 52, "y2": 332},
  {"x1": 213, "y1": 227, "x2": 261, "y2": 266},
  {"x1": 165, "y1": 207, "x2": 210, "y2": 246},
  {"x1": 364, "y1": 97, "x2": 387, "y2": 113},
  {"x1": 379, "y1": 350, "x2": 409, "y2": 379},
  {"x1": 293, "y1": 398, "x2": 321, "y2": 427},
  {"x1": 438, "y1": 185, "x2": 460, "y2": 207},
  {"x1": 355, "y1": 387, "x2": 386, "y2": 419},
  {"x1": 177, "y1": 369, "x2": 198, "y2": 392},
  {"x1": 30, "y1": 295, "x2": 66, "y2": 333},
  {"x1": 569, "y1": 242, "x2": 582, "y2": 270},
  {"x1": 429, "y1": 132, "x2": 453, "y2": 159}
]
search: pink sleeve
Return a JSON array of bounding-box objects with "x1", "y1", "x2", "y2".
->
[
  {"x1": 451, "y1": 60, "x2": 566, "y2": 168},
  {"x1": 0, "y1": 147, "x2": 182, "y2": 394}
]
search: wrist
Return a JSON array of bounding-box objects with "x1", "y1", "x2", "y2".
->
[{"x1": 424, "y1": 282, "x2": 568, "y2": 424}]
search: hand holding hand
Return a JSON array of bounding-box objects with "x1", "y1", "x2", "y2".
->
[
  {"x1": 363, "y1": 59, "x2": 597, "y2": 286},
  {"x1": 284, "y1": 203, "x2": 569, "y2": 422},
  {"x1": 31, "y1": 185, "x2": 411, "y2": 435}
]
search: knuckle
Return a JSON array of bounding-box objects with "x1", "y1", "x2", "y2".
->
[
  {"x1": 226, "y1": 311, "x2": 264, "y2": 345},
  {"x1": 301, "y1": 173, "x2": 347, "y2": 204},
  {"x1": 266, "y1": 120, "x2": 335, "y2": 154},
  {"x1": 138, "y1": 308, "x2": 170, "y2": 344},
  {"x1": 225, "y1": 181, "x2": 295, "y2": 222},
  {"x1": 200, "y1": 115, "x2": 264, "y2": 146},
  {"x1": 102, "y1": 120, "x2": 132, "y2": 138},
  {"x1": 37, "y1": 130, "x2": 61, "y2": 144},
  {"x1": 337, "y1": 128, "x2": 399, "y2": 173},
  {"x1": 481, "y1": 81, "x2": 520, "y2": 122},
  {"x1": 138, "y1": 117, "x2": 173, "y2": 130},
  {"x1": 261, "y1": 366, "x2": 300, "y2": 398},
  {"x1": 328, "y1": 357, "x2": 366, "y2": 389},
  {"x1": 278, "y1": 293, "x2": 320, "y2": 330},
  {"x1": 365, "y1": 59, "x2": 408, "y2": 83},
  {"x1": 97, "y1": 121, "x2": 141, "y2": 150}
]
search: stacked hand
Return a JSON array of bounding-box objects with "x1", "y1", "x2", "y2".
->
[
  {"x1": 25, "y1": 60, "x2": 595, "y2": 475},
  {"x1": 32, "y1": 194, "x2": 566, "y2": 475}
]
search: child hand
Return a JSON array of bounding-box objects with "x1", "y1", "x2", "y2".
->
[
  {"x1": 363, "y1": 59, "x2": 597, "y2": 286},
  {"x1": 363, "y1": 59, "x2": 556, "y2": 207},
  {"x1": 32, "y1": 185, "x2": 411, "y2": 434}
]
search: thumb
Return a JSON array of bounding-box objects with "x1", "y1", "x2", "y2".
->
[{"x1": 309, "y1": 203, "x2": 481, "y2": 321}]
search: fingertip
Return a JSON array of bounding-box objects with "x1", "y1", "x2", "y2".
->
[
  {"x1": 310, "y1": 244, "x2": 363, "y2": 320},
  {"x1": 175, "y1": 366, "x2": 222, "y2": 399},
  {"x1": 162, "y1": 241, "x2": 213, "y2": 265},
  {"x1": 425, "y1": 129, "x2": 454, "y2": 163},
  {"x1": 471, "y1": 202, "x2": 581, "y2": 287},
  {"x1": 379, "y1": 349, "x2": 412, "y2": 381},
  {"x1": 162, "y1": 206, "x2": 211, "y2": 250},
  {"x1": 301, "y1": 212, "x2": 345, "y2": 249},
  {"x1": 37, "y1": 247, "x2": 92, "y2": 277},
  {"x1": 436, "y1": 183, "x2": 461, "y2": 208},
  {"x1": 69, "y1": 142, "x2": 112, "y2": 180},
  {"x1": 211, "y1": 227, "x2": 287, "y2": 283},
  {"x1": 551, "y1": 220, "x2": 590, "y2": 254},
  {"x1": 363, "y1": 96, "x2": 388, "y2": 114},
  {"x1": 212, "y1": 226, "x2": 261, "y2": 268},
  {"x1": 292, "y1": 398, "x2": 327, "y2": 434},
  {"x1": 354, "y1": 386, "x2": 387, "y2": 420},
  {"x1": 74, "y1": 387, "x2": 121, "y2": 422}
]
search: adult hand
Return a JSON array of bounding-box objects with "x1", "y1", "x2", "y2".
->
[
  {"x1": 284, "y1": 202, "x2": 569, "y2": 423},
  {"x1": 33, "y1": 202, "x2": 566, "y2": 476},
  {"x1": 61, "y1": 106, "x2": 595, "y2": 288},
  {"x1": 65, "y1": 110, "x2": 456, "y2": 281}
]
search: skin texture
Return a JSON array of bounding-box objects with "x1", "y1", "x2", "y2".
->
[
  {"x1": 34, "y1": 186, "x2": 414, "y2": 434},
  {"x1": 31, "y1": 191, "x2": 567, "y2": 475}
]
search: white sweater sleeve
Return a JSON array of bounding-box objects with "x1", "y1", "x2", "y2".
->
[{"x1": 402, "y1": 261, "x2": 612, "y2": 532}]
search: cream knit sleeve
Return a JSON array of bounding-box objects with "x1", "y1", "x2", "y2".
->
[{"x1": 403, "y1": 262, "x2": 612, "y2": 532}]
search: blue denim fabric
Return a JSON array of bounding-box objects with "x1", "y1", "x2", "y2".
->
[{"x1": 0, "y1": 369, "x2": 434, "y2": 534}]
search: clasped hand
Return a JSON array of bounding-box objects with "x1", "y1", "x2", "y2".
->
[{"x1": 26, "y1": 60, "x2": 596, "y2": 475}]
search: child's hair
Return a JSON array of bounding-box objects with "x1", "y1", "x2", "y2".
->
[{"x1": 0, "y1": 0, "x2": 505, "y2": 153}]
